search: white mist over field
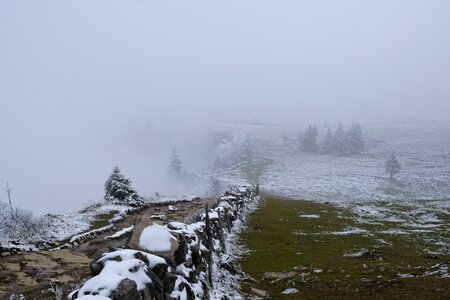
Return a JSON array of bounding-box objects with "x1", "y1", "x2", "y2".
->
[{"x1": 1, "y1": 1, "x2": 450, "y2": 214}]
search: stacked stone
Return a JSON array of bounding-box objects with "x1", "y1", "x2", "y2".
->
[{"x1": 69, "y1": 185, "x2": 258, "y2": 300}]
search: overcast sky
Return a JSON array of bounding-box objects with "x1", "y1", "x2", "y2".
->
[{"x1": 1, "y1": 0, "x2": 450, "y2": 213}]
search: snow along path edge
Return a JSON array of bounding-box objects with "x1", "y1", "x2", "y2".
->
[{"x1": 211, "y1": 189, "x2": 261, "y2": 299}]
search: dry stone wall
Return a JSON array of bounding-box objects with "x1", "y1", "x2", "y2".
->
[{"x1": 69, "y1": 185, "x2": 258, "y2": 300}]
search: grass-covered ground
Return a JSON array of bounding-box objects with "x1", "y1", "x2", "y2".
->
[{"x1": 238, "y1": 196, "x2": 450, "y2": 299}]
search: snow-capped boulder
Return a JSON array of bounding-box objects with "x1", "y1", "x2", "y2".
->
[
  {"x1": 71, "y1": 273, "x2": 140, "y2": 300},
  {"x1": 137, "y1": 223, "x2": 179, "y2": 261},
  {"x1": 90, "y1": 249, "x2": 166, "y2": 276},
  {"x1": 75, "y1": 251, "x2": 166, "y2": 300}
]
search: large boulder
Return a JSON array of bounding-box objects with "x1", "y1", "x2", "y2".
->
[
  {"x1": 127, "y1": 215, "x2": 155, "y2": 249},
  {"x1": 128, "y1": 219, "x2": 179, "y2": 261}
]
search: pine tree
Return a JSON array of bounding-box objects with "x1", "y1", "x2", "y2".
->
[
  {"x1": 297, "y1": 132, "x2": 304, "y2": 150},
  {"x1": 333, "y1": 123, "x2": 346, "y2": 155},
  {"x1": 168, "y1": 147, "x2": 183, "y2": 178},
  {"x1": 321, "y1": 127, "x2": 334, "y2": 154},
  {"x1": 208, "y1": 177, "x2": 222, "y2": 197},
  {"x1": 104, "y1": 166, "x2": 143, "y2": 206},
  {"x1": 385, "y1": 152, "x2": 401, "y2": 179},
  {"x1": 302, "y1": 125, "x2": 318, "y2": 153},
  {"x1": 239, "y1": 133, "x2": 253, "y2": 162},
  {"x1": 345, "y1": 122, "x2": 364, "y2": 154}
]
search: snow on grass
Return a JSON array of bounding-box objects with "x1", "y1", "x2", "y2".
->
[
  {"x1": 208, "y1": 122, "x2": 449, "y2": 258},
  {"x1": 212, "y1": 121, "x2": 450, "y2": 205},
  {"x1": 257, "y1": 122, "x2": 450, "y2": 202},
  {"x1": 378, "y1": 229, "x2": 410, "y2": 235},
  {"x1": 343, "y1": 249, "x2": 369, "y2": 257},
  {"x1": 322, "y1": 227, "x2": 368, "y2": 236},
  {"x1": 281, "y1": 288, "x2": 299, "y2": 295},
  {"x1": 299, "y1": 214, "x2": 320, "y2": 218},
  {"x1": 139, "y1": 223, "x2": 176, "y2": 252}
]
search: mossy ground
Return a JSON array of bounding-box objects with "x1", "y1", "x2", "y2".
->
[
  {"x1": 238, "y1": 197, "x2": 450, "y2": 299},
  {"x1": 90, "y1": 211, "x2": 118, "y2": 230}
]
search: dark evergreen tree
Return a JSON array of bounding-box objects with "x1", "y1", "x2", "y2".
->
[
  {"x1": 208, "y1": 177, "x2": 222, "y2": 197},
  {"x1": 302, "y1": 125, "x2": 318, "y2": 153},
  {"x1": 333, "y1": 123, "x2": 346, "y2": 155},
  {"x1": 385, "y1": 152, "x2": 401, "y2": 179},
  {"x1": 168, "y1": 147, "x2": 183, "y2": 179},
  {"x1": 345, "y1": 122, "x2": 364, "y2": 154},
  {"x1": 297, "y1": 132, "x2": 305, "y2": 150},
  {"x1": 104, "y1": 166, "x2": 143, "y2": 206},
  {"x1": 321, "y1": 127, "x2": 334, "y2": 154},
  {"x1": 239, "y1": 133, "x2": 253, "y2": 162}
]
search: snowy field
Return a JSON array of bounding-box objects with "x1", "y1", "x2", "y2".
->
[
  {"x1": 213, "y1": 121, "x2": 450, "y2": 256},
  {"x1": 214, "y1": 121, "x2": 450, "y2": 202}
]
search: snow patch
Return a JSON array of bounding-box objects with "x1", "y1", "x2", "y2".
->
[
  {"x1": 281, "y1": 288, "x2": 299, "y2": 295},
  {"x1": 299, "y1": 214, "x2": 320, "y2": 219}
]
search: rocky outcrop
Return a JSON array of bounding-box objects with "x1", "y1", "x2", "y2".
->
[{"x1": 69, "y1": 185, "x2": 258, "y2": 300}]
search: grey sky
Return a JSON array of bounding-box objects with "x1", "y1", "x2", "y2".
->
[{"x1": 1, "y1": 0, "x2": 450, "y2": 213}]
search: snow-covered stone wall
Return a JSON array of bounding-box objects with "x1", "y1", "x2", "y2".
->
[{"x1": 68, "y1": 185, "x2": 258, "y2": 300}]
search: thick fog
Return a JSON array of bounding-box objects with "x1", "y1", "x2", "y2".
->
[{"x1": 1, "y1": 0, "x2": 450, "y2": 214}]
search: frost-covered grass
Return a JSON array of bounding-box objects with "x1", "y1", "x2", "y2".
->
[
  {"x1": 0, "y1": 200, "x2": 137, "y2": 251},
  {"x1": 238, "y1": 197, "x2": 450, "y2": 299},
  {"x1": 212, "y1": 120, "x2": 450, "y2": 202}
]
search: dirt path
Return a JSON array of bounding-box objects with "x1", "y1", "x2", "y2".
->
[{"x1": 0, "y1": 198, "x2": 217, "y2": 299}]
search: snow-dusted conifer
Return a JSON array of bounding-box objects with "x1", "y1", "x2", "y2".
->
[
  {"x1": 333, "y1": 123, "x2": 346, "y2": 155},
  {"x1": 208, "y1": 177, "x2": 222, "y2": 197},
  {"x1": 104, "y1": 166, "x2": 143, "y2": 206},
  {"x1": 321, "y1": 127, "x2": 334, "y2": 154},
  {"x1": 345, "y1": 122, "x2": 364, "y2": 154},
  {"x1": 297, "y1": 132, "x2": 304, "y2": 150},
  {"x1": 239, "y1": 133, "x2": 253, "y2": 162},
  {"x1": 168, "y1": 147, "x2": 183, "y2": 178},
  {"x1": 385, "y1": 152, "x2": 401, "y2": 179},
  {"x1": 302, "y1": 125, "x2": 318, "y2": 153}
]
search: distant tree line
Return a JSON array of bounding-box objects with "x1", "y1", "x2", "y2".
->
[{"x1": 300, "y1": 122, "x2": 365, "y2": 155}]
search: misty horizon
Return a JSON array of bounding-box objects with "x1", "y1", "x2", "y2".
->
[{"x1": 1, "y1": 0, "x2": 450, "y2": 214}]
